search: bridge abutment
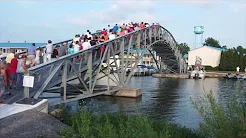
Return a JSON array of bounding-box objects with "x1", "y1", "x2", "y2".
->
[{"x1": 105, "y1": 87, "x2": 142, "y2": 98}]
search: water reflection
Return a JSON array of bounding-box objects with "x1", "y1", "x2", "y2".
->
[{"x1": 64, "y1": 77, "x2": 246, "y2": 129}]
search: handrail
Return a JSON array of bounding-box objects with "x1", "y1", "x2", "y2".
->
[
  {"x1": 0, "y1": 32, "x2": 101, "y2": 60},
  {"x1": 29, "y1": 24, "x2": 186, "y2": 72},
  {"x1": 2, "y1": 24, "x2": 185, "y2": 73},
  {"x1": 28, "y1": 25, "x2": 150, "y2": 71}
]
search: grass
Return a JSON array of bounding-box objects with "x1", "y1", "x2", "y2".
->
[
  {"x1": 191, "y1": 91, "x2": 246, "y2": 138},
  {"x1": 59, "y1": 110, "x2": 201, "y2": 138},
  {"x1": 59, "y1": 91, "x2": 246, "y2": 138}
]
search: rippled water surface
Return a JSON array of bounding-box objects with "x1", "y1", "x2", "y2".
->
[{"x1": 65, "y1": 77, "x2": 246, "y2": 129}]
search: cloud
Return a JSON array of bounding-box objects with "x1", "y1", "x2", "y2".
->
[
  {"x1": 172, "y1": 0, "x2": 217, "y2": 5},
  {"x1": 229, "y1": 3, "x2": 246, "y2": 12},
  {"x1": 67, "y1": 0, "x2": 159, "y2": 27}
]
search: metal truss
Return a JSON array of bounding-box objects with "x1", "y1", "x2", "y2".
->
[{"x1": 21, "y1": 25, "x2": 187, "y2": 105}]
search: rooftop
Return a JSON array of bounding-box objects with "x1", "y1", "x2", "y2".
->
[
  {"x1": 190, "y1": 45, "x2": 226, "y2": 52},
  {"x1": 0, "y1": 43, "x2": 46, "y2": 48}
]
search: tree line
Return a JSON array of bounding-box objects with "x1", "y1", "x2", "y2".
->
[{"x1": 177, "y1": 37, "x2": 246, "y2": 71}]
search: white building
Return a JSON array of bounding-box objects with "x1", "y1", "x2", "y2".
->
[
  {"x1": 0, "y1": 43, "x2": 46, "y2": 57},
  {"x1": 188, "y1": 46, "x2": 224, "y2": 67}
]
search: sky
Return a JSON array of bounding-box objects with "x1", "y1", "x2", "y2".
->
[{"x1": 0, "y1": 0, "x2": 246, "y2": 50}]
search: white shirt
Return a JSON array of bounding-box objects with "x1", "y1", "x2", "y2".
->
[
  {"x1": 73, "y1": 37, "x2": 80, "y2": 43},
  {"x1": 74, "y1": 44, "x2": 80, "y2": 53},
  {"x1": 236, "y1": 67, "x2": 240, "y2": 72},
  {"x1": 135, "y1": 27, "x2": 140, "y2": 31},
  {"x1": 109, "y1": 34, "x2": 116, "y2": 40},
  {"x1": 82, "y1": 42, "x2": 91, "y2": 50},
  {"x1": 46, "y1": 44, "x2": 53, "y2": 54},
  {"x1": 84, "y1": 32, "x2": 92, "y2": 39},
  {"x1": 87, "y1": 34, "x2": 93, "y2": 39},
  {"x1": 84, "y1": 32, "x2": 90, "y2": 36}
]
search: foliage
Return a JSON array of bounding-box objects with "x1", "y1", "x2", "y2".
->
[
  {"x1": 204, "y1": 37, "x2": 221, "y2": 48},
  {"x1": 60, "y1": 110, "x2": 201, "y2": 138},
  {"x1": 191, "y1": 91, "x2": 246, "y2": 138},
  {"x1": 219, "y1": 46, "x2": 246, "y2": 71},
  {"x1": 177, "y1": 43, "x2": 190, "y2": 55},
  {"x1": 204, "y1": 66, "x2": 219, "y2": 71}
]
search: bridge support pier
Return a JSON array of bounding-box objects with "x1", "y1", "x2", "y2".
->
[{"x1": 105, "y1": 88, "x2": 142, "y2": 98}]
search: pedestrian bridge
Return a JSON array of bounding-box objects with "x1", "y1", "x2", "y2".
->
[{"x1": 3, "y1": 25, "x2": 187, "y2": 105}]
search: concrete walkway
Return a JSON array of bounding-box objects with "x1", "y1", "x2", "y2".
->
[{"x1": 0, "y1": 109, "x2": 68, "y2": 138}]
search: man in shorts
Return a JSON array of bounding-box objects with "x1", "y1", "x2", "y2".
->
[{"x1": 27, "y1": 43, "x2": 36, "y2": 66}]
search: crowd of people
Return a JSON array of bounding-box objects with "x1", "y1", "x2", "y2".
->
[{"x1": 0, "y1": 22, "x2": 157, "y2": 103}]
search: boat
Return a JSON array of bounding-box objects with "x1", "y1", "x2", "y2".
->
[
  {"x1": 190, "y1": 69, "x2": 206, "y2": 79},
  {"x1": 189, "y1": 56, "x2": 206, "y2": 79},
  {"x1": 223, "y1": 73, "x2": 246, "y2": 80},
  {"x1": 223, "y1": 73, "x2": 234, "y2": 79}
]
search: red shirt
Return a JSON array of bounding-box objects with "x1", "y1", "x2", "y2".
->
[
  {"x1": 102, "y1": 30, "x2": 107, "y2": 36},
  {"x1": 9, "y1": 58, "x2": 18, "y2": 74}
]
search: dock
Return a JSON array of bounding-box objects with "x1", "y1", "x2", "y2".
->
[
  {"x1": 153, "y1": 71, "x2": 246, "y2": 79},
  {"x1": 152, "y1": 73, "x2": 189, "y2": 79}
]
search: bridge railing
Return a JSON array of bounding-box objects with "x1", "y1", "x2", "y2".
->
[
  {"x1": 22, "y1": 25, "x2": 187, "y2": 100},
  {"x1": 25, "y1": 26, "x2": 156, "y2": 98},
  {"x1": 0, "y1": 32, "x2": 101, "y2": 62}
]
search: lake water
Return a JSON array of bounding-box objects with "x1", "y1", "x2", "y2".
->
[{"x1": 64, "y1": 76, "x2": 246, "y2": 129}]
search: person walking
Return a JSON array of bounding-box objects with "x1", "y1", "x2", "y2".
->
[
  {"x1": 0, "y1": 61, "x2": 7, "y2": 103},
  {"x1": 51, "y1": 45, "x2": 60, "y2": 60},
  {"x1": 236, "y1": 66, "x2": 240, "y2": 75},
  {"x1": 60, "y1": 42, "x2": 68, "y2": 57},
  {"x1": 16, "y1": 55, "x2": 28, "y2": 90},
  {"x1": 27, "y1": 43, "x2": 36, "y2": 65},
  {"x1": 35, "y1": 48, "x2": 42, "y2": 65},
  {"x1": 45, "y1": 40, "x2": 53, "y2": 62}
]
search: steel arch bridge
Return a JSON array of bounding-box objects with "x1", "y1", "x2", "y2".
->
[{"x1": 5, "y1": 25, "x2": 187, "y2": 105}]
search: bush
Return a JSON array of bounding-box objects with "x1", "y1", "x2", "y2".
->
[
  {"x1": 204, "y1": 66, "x2": 219, "y2": 71},
  {"x1": 191, "y1": 91, "x2": 246, "y2": 138},
  {"x1": 60, "y1": 110, "x2": 201, "y2": 138}
]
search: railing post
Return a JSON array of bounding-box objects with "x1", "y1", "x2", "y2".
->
[
  {"x1": 23, "y1": 71, "x2": 30, "y2": 98},
  {"x1": 120, "y1": 38, "x2": 125, "y2": 87},
  {"x1": 107, "y1": 46, "x2": 110, "y2": 91},
  {"x1": 62, "y1": 60, "x2": 67, "y2": 101},
  {"x1": 88, "y1": 51, "x2": 93, "y2": 93}
]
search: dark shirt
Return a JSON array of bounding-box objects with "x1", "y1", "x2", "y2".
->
[
  {"x1": 51, "y1": 49, "x2": 59, "y2": 58},
  {"x1": 59, "y1": 46, "x2": 67, "y2": 56},
  {"x1": 90, "y1": 40, "x2": 97, "y2": 46}
]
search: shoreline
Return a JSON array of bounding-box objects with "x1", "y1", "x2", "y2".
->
[{"x1": 153, "y1": 71, "x2": 246, "y2": 79}]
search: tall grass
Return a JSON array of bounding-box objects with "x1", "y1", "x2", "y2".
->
[
  {"x1": 60, "y1": 110, "x2": 201, "y2": 138},
  {"x1": 191, "y1": 91, "x2": 246, "y2": 138}
]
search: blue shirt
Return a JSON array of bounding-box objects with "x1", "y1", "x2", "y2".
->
[
  {"x1": 68, "y1": 48, "x2": 74, "y2": 54},
  {"x1": 113, "y1": 25, "x2": 118, "y2": 33},
  {"x1": 27, "y1": 46, "x2": 36, "y2": 55}
]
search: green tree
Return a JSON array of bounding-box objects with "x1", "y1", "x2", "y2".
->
[
  {"x1": 204, "y1": 37, "x2": 221, "y2": 48},
  {"x1": 177, "y1": 43, "x2": 190, "y2": 55},
  {"x1": 219, "y1": 46, "x2": 246, "y2": 71}
]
